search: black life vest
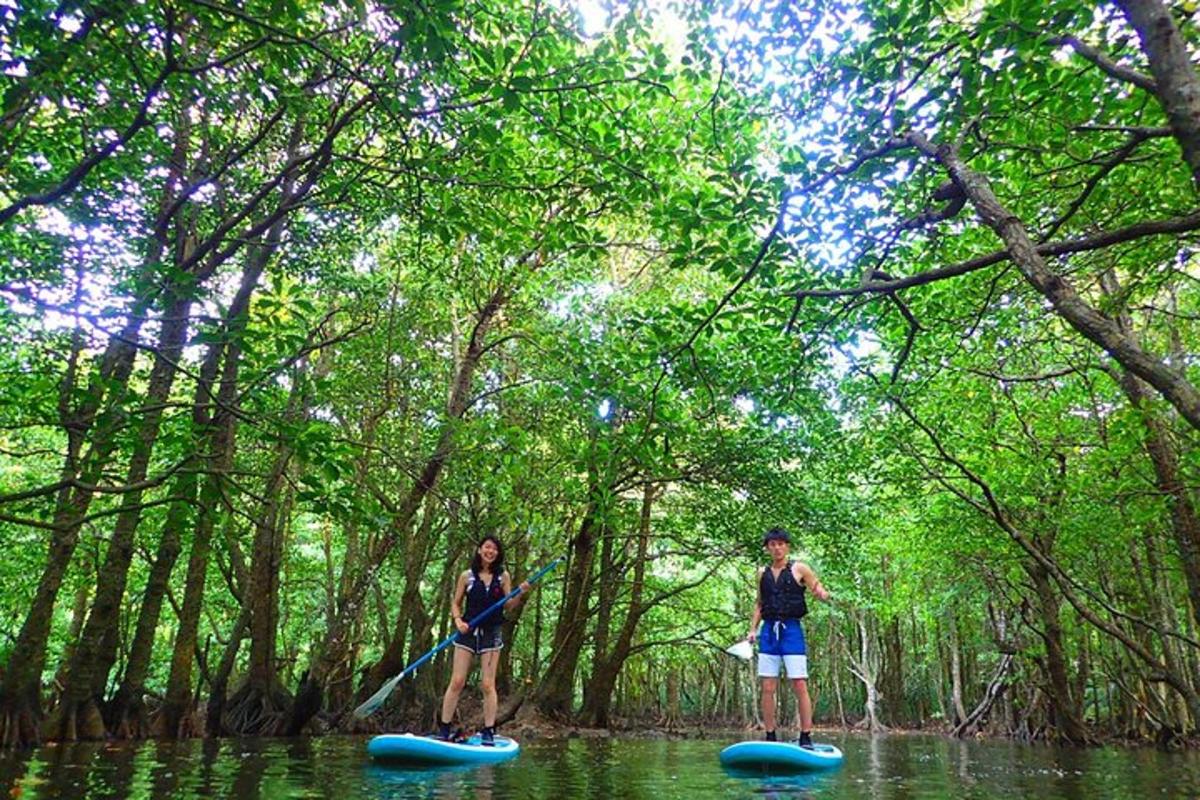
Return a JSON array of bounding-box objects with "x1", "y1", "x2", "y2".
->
[
  {"x1": 465, "y1": 569, "x2": 505, "y2": 627},
  {"x1": 760, "y1": 561, "x2": 808, "y2": 620}
]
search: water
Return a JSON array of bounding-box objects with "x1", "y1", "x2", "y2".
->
[{"x1": 0, "y1": 732, "x2": 1196, "y2": 799}]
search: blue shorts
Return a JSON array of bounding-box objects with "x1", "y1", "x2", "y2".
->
[
  {"x1": 454, "y1": 625, "x2": 503, "y2": 655},
  {"x1": 757, "y1": 619, "x2": 807, "y2": 679}
]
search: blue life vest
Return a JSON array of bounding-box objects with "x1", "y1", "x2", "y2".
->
[{"x1": 760, "y1": 561, "x2": 808, "y2": 620}]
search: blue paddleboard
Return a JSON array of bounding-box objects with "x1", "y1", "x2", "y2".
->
[
  {"x1": 719, "y1": 740, "x2": 844, "y2": 772},
  {"x1": 368, "y1": 733, "x2": 520, "y2": 765}
]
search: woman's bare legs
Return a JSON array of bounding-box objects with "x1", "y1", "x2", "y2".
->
[
  {"x1": 440, "y1": 647, "x2": 475, "y2": 725},
  {"x1": 480, "y1": 649, "x2": 500, "y2": 727}
]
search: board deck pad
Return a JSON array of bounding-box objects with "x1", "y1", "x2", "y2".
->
[
  {"x1": 368, "y1": 733, "x2": 520, "y2": 766},
  {"x1": 719, "y1": 740, "x2": 844, "y2": 772}
]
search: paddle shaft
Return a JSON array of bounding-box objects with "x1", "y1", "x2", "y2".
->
[{"x1": 353, "y1": 556, "x2": 564, "y2": 718}]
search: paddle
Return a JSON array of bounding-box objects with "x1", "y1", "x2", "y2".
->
[
  {"x1": 353, "y1": 555, "x2": 565, "y2": 719},
  {"x1": 724, "y1": 639, "x2": 753, "y2": 661}
]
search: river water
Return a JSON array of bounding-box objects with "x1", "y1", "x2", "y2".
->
[{"x1": 0, "y1": 731, "x2": 1195, "y2": 799}]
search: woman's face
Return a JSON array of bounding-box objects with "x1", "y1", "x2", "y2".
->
[{"x1": 479, "y1": 539, "x2": 500, "y2": 566}]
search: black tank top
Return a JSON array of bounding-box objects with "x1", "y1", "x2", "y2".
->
[
  {"x1": 465, "y1": 569, "x2": 505, "y2": 627},
  {"x1": 760, "y1": 561, "x2": 808, "y2": 620}
]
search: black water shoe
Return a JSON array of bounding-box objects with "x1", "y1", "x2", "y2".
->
[
  {"x1": 481, "y1": 726, "x2": 496, "y2": 746},
  {"x1": 797, "y1": 731, "x2": 814, "y2": 749},
  {"x1": 765, "y1": 730, "x2": 777, "y2": 742}
]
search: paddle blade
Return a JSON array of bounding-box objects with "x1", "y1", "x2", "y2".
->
[
  {"x1": 725, "y1": 640, "x2": 753, "y2": 661},
  {"x1": 354, "y1": 673, "x2": 402, "y2": 719}
]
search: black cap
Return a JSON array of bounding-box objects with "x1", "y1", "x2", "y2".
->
[{"x1": 762, "y1": 528, "x2": 791, "y2": 545}]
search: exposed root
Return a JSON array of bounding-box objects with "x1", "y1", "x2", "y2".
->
[
  {"x1": 0, "y1": 691, "x2": 42, "y2": 749},
  {"x1": 41, "y1": 696, "x2": 106, "y2": 742},
  {"x1": 152, "y1": 698, "x2": 204, "y2": 740},
  {"x1": 223, "y1": 683, "x2": 293, "y2": 737},
  {"x1": 1156, "y1": 726, "x2": 1185, "y2": 751},
  {"x1": 104, "y1": 689, "x2": 155, "y2": 740},
  {"x1": 284, "y1": 672, "x2": 322, "y2": 736}
]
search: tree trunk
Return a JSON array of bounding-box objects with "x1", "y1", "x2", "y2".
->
[
  {"x1": 158, "y1": 346, "x2": 240, "y2": 739},
  {"x1": 224, "y1": 392, "x2": 301, "y2": 736},
  {"x1": 350, "y1": 494, "x2": 439, "y2": 718},
  {"x1": 581, "y1": 482, "x2": 658, "y2": 727},
  {"x1": 535, "y1": 500, "x2": 599, "y2": 718},
  {"x1": 205, "y1": 606, "x2": 250, "y2": 737},
  {"x1": 830, "y1": 618, "x2": 847, "y2": 727},
  {"x1": 1101, "y1": 270, "x2": 1200, "y2": 631},
  {"x1": 664, "y1": 671, "x2": 681, "y2": 729},
  {"x1": 1115, "y1": 0, "x2": 1200, "y2": 190},
  {"x1": 47, "y1": 292, "x2": 194, "y2": 742},
  {"x1": 952, "y1": 654, "x2": 1014, "y2": 737},
  {"x1": 106, "y1": 312, "x2": 228, "y2": 738},
  {"x1": 531, "y1": 570, "x2": 544, "y2": 682},
  {"x1": 847, "y1": 610, "x2": 886, "y2": 732},
  {"x1": 948, "y1": 611, "x2": 967, "y2": 727},
  {"x1": 247, "y1": 450, "x2": 291, "y2": 693},
  {"x1": 1027, "y1": 557, "x2": 1089, "y2": 743},
  {"x1": 580, "y1": 523, "x2": 618, "y2": 726},
  {"x1": 881, "y1": 615, "x2": 905, "y2": 726}
]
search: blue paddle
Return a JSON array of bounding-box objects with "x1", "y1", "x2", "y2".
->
[{"x1": 353, "y1": 555, "x2": 565, "y2": 718}]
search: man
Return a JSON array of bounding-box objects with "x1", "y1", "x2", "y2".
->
[{"x1": 747, "y1": 527, "x2": 830, "y2": 747}]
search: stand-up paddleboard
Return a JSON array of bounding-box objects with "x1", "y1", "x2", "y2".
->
[
  {"x1": 719, "y1": 740, "x2": 844, "y2": 772},
  {"x1": 368, "y1": 733, "x2": 520, "y2": 766}
]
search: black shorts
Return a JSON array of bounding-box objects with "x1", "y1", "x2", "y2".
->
[{"x1": 454, "y1": 625, "x2": 503, "y2": 654}]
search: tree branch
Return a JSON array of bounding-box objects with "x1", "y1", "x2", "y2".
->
[
  {"x1": 789, "y1": 208, "x2": 1200, "y2": 300},
  {"x1": 1050, "y1": 35, "x2": 1157, "y2": 93}
]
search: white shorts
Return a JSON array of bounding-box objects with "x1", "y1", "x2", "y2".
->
[{"x1": 757, "y1": 653, "x2": 808, "y2": 679}]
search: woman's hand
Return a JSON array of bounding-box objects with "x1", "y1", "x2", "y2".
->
[
  {"x1": 519, "y1": 581, "x2": 532, "y2": 594},
  {"x1": 746, "y1": 628, "x2": 757, "y2": 643},
  {"x1": 455, "y1": 618, "x2": 470, "y2": 635}
]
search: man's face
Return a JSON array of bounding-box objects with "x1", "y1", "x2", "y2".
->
[{"x1": 765, "y1": 539, "x2": 789, "y2": 560}]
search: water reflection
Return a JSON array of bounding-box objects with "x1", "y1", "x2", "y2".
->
[
  {"x1": 721, "y1": 765, "x2": 836, "y2": 798},
  {"x1": 0, "y1": 732, "x2": 1196, "y2": 799},
  {"x1": 364, "y1": 762, "x2": 494, "y2": 799}
]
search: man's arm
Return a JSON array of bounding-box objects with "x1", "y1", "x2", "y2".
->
[{"x1": 796, "y1": 562, "x2": 830, "y2": 602}]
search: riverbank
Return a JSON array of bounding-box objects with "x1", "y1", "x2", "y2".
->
[{"x1": 494, "y1": 708, "x2": 1198, "y2": 751}]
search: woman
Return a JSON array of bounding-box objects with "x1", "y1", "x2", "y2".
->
[{"x1": 435, "y1": 535, "x2": 532, "y2": 744}]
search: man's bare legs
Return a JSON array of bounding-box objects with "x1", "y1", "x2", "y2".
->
[
  {"x1": 761, "y1": 676, "x2": 779, "y2": 736},
  {"x1": 793, "y1": 678, "x2": 811, "y2": 726},
  {"x1": 762, "y1": 675, "x2": 813, "y2": 742}
]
